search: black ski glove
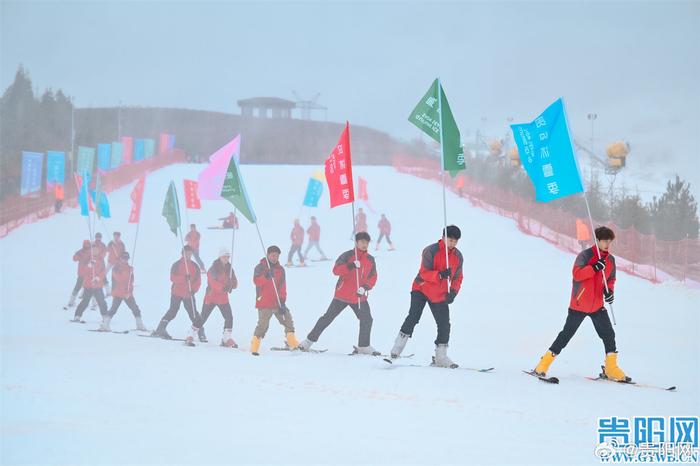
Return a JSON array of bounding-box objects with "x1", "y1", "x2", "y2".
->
[
  {"x1": 591, "y1": 258, "x2": 606, "y2": 272},
  {"x1": 438, "y1": 268, "x2": 452, "y2": 280},
  {"x1": 278, "y1": 301, "x2": 287, "y2": 315},
  {"x1": 604, "y1": 289, "x2": 614, "y2": 304},
  {"x1": 445, "y1": 289, "x2": 457, "y2": 304}
]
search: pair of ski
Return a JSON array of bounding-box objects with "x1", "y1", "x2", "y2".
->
[
  {"x1": 88, "y1": 328, "x2": 151, "y2": 335},
  {"x1": 383, "y1": 356, "x2": 495, "y2": 373},
  {"x1": 523, "y1": 367, "x2": 676, "y2": 391}
]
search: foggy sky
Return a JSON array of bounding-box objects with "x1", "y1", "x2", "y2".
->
[{"x1": 2, "y1": 1, "x2": 699, "y2": 184}]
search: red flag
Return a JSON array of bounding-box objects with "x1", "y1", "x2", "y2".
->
[
  {"x1": 324, "y1": 122, "x2": 354, "y2": 208},
  {"x1": 357, "y1": 177, "x2": 369, "y2": 201},
  {"x1": 128, "y1": 176, "x2": 146, "y2": 223},
  {"x1": 183, "y1": 179, "x2": 201, "y2": 209}
]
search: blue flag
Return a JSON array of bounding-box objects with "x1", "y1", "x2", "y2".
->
[
  {"x1": 90, "y1": 191, "x2": 111, "y2": 218},
  {"x1": 302, "y1": 177, "x2": 324, "y2": 207},
  {"x1": 78, "y1": 171, "x2": 91, "y2": 216},
  {"x1": 97, "y1": 144, "x2": 111, "y2": 171},
  {"x1": 510, "y1": 98, "x2": 584, "y2": 202}
]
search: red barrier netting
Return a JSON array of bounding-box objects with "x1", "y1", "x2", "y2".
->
[
  {"x1": 0, "y1": 149, "x2": 186, "y2": 239},
  {"x1": 392, "y1": 154, "x2": 700, "y2": 286}
]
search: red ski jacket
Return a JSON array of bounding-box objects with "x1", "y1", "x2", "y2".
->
[
  {"x1": 307, "y1": 223, "x2": 321, "y2": 242},
  {"x1": 411, "y1": 240, "x2": 464, "y2": 303},
  {"x1": 73, "y1": 241, "x2": 91, "y2": 277},
  {"x1": 204, "y1": 259, "x2": 238, "y2": 305},
  {"x1": 81, "y1": 258, "x2": 106, "y2": 289},
  {"x1": 569, "y1": 246, "x2": 616, "y2": 313},
  {"x1": 170, "y1": 258, "x2": 201, "y2": 298},
  {"x1": 378, "y1": 218, "x2": 391, "y2": 235},
  {"x1": 93, "y1": 240, "x2": 107, "y2": 260},
  {"x1": 253, "y1": 259, "x2": 286, "y2": 309},
  {"x1": 290, "y1": 224, "x2": 304, "y2": 246},
  {"x1": 332, "y1": 249, "x2": 377, "y2": 304},
  {"x1": 107, "y1": 240, "x2": 126, "y2": 265},
  {"x1": 111, "y1": 260, "x2": 134, "y2": 298},
  {"x1": 185, "y1": 230, "x2": 201, "y2": 251}
]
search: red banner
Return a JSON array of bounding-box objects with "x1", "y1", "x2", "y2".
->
[
  {"x1": 183, "y1": 179, "x2": 201, "y2": 209},
  {"x1": 121, "y1": 137, "x2": 133, "y2": 165},
  {"x1": 357, "y1": 177, "x2": 369, "y2": 201},
  {"x1": 324, "y1": 122, "x2": 354, "y2": 208},
  {"x1": 128, "y1": 176, "x2": 145, "y2": 223}
]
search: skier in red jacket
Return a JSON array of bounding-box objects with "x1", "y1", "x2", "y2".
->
[
  {"x1": 376, "y1": 213, "x2": 395, "y2": 251},
  {"x1": 250, "y1": 246, "x2": 299, "y2": 354},
  {"x1": 303, "y1": 216, "x2": 328, "y2": 261},
  {"x1": 151, "y1": 245, "x2": 203, "y2": 345},
  {"x1": 298, "y1": 232, "x2": 379, "y2": 354},
  {"x1": 200, "y1": 247, "x2": 238, "y2": 347},
  {"x1": 71, "y1": 243, "x2": 109, "y2": 322},
  {"x1": 105, "y1": 231, "x2": 125, "y2": 295},
  {"x1": 185, "y1": 224, "x2": 206, "y2": 269},
  {"x1": 102, "y1": 251, "x2": 147, "y2": 331},
  {"x1": 285, "y1": 219, "x2": 305, "y2": 267},
  {"x1": 389, "y1": 225, "x2": 464, "y2": 368},
  {"x1": 66, "y1": 239, "x2": 91, "y2": 308},
  {"x1": 531, "y1": 226, "x2": 628, "y2": 381}
]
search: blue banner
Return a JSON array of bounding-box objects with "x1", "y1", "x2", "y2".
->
[
  {"x1": 78, "y1": 171, "x2": 91, "y2": 216},
  {"x1": 143, "y1": 138, "x2": 155, "y2": 158},
  {"x1": 133, "y1": 139, "x2": 145, "y2": 161},
  {"x1": 97, "y1": 143, "x2": 111, "y2": 171},
  {"x1": 111, "y1": 142, "x2": 123, "y2": 169},
  {"x1": 77, "y1": 146, "x2": 95, "y2": 175},
  {"x1": 46, "y1": 151, "x2": 65, "y2": 188},
  {"x1": 302, "y1": 177, "x2": 324, "y2": 207},
  {"x1": 20, "y1": 151, "x2": 43, "y2": 196},
  {"x1": 90, "y1": 190, "x2": 111, "y2": 218},
  {"x1": 510, "y1": 98, "x2": 584, "y2": 202}
]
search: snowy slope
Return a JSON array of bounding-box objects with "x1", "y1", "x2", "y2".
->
[{"x1": 1, "y1": 164, "x2": 698, "y2": 466}]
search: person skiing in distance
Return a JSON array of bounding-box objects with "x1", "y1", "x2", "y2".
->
[
  {"x1": 389, "y1": 225, "x2": 464, "y2": 368},
  {"x1": 285, "y1": 219, "x2": 305, "y2": 267},
  {"x1": 185, "y1": 224, "x2": 206, "y2": 269},
  {"x1": 103, "y1": 251, "x2": 147, "y2": 331},
  {"x1": 66, "y1": 239, "x2": 91, "y2": 308},
  {"x1": 303, "y1": 216, "x2": 328, "y2": 261},
  {"x1": 219, "y1": 212, "x2": 239, "y2": 230},
  {"x1": 531, "y1": 226, "x2": 628, "y2": 382},
  {"x1": 71, "y1": 243, "x2": 109, "y2": 322},
  {"x1": 151, "y1": 245, "x2": 203, "y2": 345},
  {"x1": 250, "y1": 246, "x2": 299, "y2": 355},
  {"x1": 298, "y1": 232, "x2": 379, "y2": 355},
  {"x1": 200, "y1": 247, "x2": 238, "y2": 347},
  {"x1": 376, "y1": 213, "x2": 395, "y2": 251}
]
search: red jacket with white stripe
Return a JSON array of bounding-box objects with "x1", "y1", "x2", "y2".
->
[
  {"x1": 332, "y1": 249, "x2": 377, "y2": 304},
  {"x1": 411, "y1": 239, "x2": 464, "y2": 303}
]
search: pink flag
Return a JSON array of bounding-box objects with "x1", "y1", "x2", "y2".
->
[
  {"x1": 121, "y1": 136, "x2": 133, "y2": 165},
  {"x1": 197, "y1": 135, "x2": 240, "y2": 200},
  {"x1": 128, "y1": 176, "x2": 146, "y2": 223},
  {"x1": 158, "y1": 133, "x2": 169, "y2": 155},
  {"x1": 324, "y1": 122, "x2": 354, "y2": 208}
]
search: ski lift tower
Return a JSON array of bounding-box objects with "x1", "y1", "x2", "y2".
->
[{"x1": 292, "y1": 91, "x2": 328, "y2": 121}]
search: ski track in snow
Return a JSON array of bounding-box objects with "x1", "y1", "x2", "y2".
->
[{"x1": 1, "y1": 164, "x2": 698, "y2": 465}]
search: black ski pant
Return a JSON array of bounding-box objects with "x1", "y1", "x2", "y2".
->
[
  {"x1": 75, "y1": 288, "x2": 108, "y2": 318},
  {"x1": 287, "y1": 244, "x2": 303, "y2": 263},
  {"x1": 307, "y1": 298, "x2": 373, "y2": 347},
  {"x1": 192, "y1": 249, "x2": 205, "y2": 270},
  {"x1": 108, "y1": 296, "x2": 142, "y2": 318},
  {"x1": 549, "y1": 308, "x2": 616, "y2": 355},
  {"x1": 377, "y1": 233, "x2": 393, "y2": 245},
  {"x1": 159, "y1": 295, "x2": 202, "y2": 328},
  {"x1": 400, "y1": 291, "x2": 451, "y2": 345},
  {"x1": 71, "y1": 276, "x2": 84, "y2": 296},
  {"x1": 200, "y1": 303, "x2": 233, "y2": 329}
]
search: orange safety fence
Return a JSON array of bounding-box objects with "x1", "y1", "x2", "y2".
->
[
  {"x1": 0, "y1": 149, "x2": 186, "y2": 239},
  {"x1": 392, "y1": 154, "x2": 700, "y2": 287}
]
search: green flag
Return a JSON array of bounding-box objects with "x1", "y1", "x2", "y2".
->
[
  {"x1": 408, "y1": 78, "x2": 464, "y2": 174},
  {"x1": 162, "y1": 180, "x2": 181, "y2": 236},
  {"x1": 220, "y1": 156, "x2": 257, "y2": 224}
]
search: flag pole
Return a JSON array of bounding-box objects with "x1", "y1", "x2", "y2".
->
[
  {"x1": 350, "y1": 201, "x2": 362, "y2": 310},
  {"x1": 582, "y1": 194, "x2": 616, "y2": 325},
  {"x1": 437, "y1": 78, "x2": 451, "y2": 292},
  {"x1": 253, "y1": 222, "x2": 283, "y2": 308},
  {"x1": 230, "y1": 208, "x2": 238, "y2": 283},
  {"x1": 128, "y1": 214, "x2": 141, "y2": 297}
]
